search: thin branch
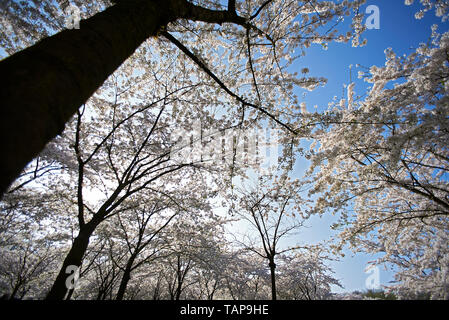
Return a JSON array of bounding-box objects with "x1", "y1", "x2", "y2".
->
[{"x1": 250, "y1": 0, "x2": 274, "y2": 20}]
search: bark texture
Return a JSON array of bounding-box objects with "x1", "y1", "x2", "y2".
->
[{"x1": 115, "y1": 255, "x2": 136, "y2": 300}]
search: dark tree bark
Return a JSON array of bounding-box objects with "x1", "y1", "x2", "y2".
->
[
  {"x1": 46, "y1": 221, "x2": 98, "y2": 300},
  {"x1": 115, "y1": 255, "x2": 136, "y2": 300}
]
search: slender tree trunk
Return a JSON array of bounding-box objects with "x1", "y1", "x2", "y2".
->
[
  {"x1": 115, "y1": 255, "x2": 137, "y2": 300},
  {"x1": 10, "y1": 282, "x2": 21, "y2": 300},
  {"x1": 268, "y1": 259, "x2": 277, "y2": 301},
  {"x1": 0, "y1": 0, "x2": 173, "y2": 197},
  {"x1": 45, "y1": 223, "x2": 97, "y2": 300},
  {"x1": 175, "y1": 285, "x2": 182, "y2": 301}
]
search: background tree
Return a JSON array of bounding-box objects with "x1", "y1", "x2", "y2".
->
[
  {"x1": 230, "y1": 172, "x2": 309, "y2": 300},
  {"x1": 0, "y1": 193, "x2": 69, "y2": 299},
  {"x1": 220, "y1": 250, "x2": 272, "y2": 300},
  {"x1": 157, "y1": 213, "x2": 229, "y2": 300},
  {"x1": 105, "y1": 203, "x2": 175, "y2": 300},
  {"x1": 75, "y1": 234, "x2": 125, "y2": 300},
  {"x1": 277, "y1": 249, "x2": 342, "y2": 300}
]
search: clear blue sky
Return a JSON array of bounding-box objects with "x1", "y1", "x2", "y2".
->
[{"x1": 289, "y1": 0, "x2": 448, "y2": 293}]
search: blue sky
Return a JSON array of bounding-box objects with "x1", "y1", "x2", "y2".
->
[{"x1": 288, "y1": 0, "x2": 448, "y2": 293}]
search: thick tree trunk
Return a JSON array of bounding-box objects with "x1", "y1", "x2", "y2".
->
[
  {"x1": 115, "y1": 255, "x2": 136, "y2": 300},
  {"x1": 268, "y1": 259, "x2": 277, "y2": 301},
  {"x1": 45, "y1": 223, "x2": 97, "y2": 300},
  {"x1": 0, "y1": 0, "x2": 172, "y2": 197}
]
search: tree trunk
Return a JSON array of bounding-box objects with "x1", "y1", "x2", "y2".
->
[
  {"x1": 115, "y1": 255, "x2": 137, "y2": 300},
  {"x1": 269, "y1": 259, "x2": 277, "y2": 301},
  {"x1": 0, "y1": 0, "x2": 173, "y2": 197},
  {"x1": 96, "y1": 290, "x2": 105, "y2": 300},
  {"x1": 45, "y1": 223, "x2": 96, "y2": 300},
  {"x1": 10, "y1": 282, "x2": 22, "y2": 300},
  {"x1": 175, "y1": 285, "x2": 182, "y2": 301}
]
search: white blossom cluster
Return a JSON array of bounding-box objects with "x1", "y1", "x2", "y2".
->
[{"x1": 405, "y1": 0, "x2": 449, "y2": 21}]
